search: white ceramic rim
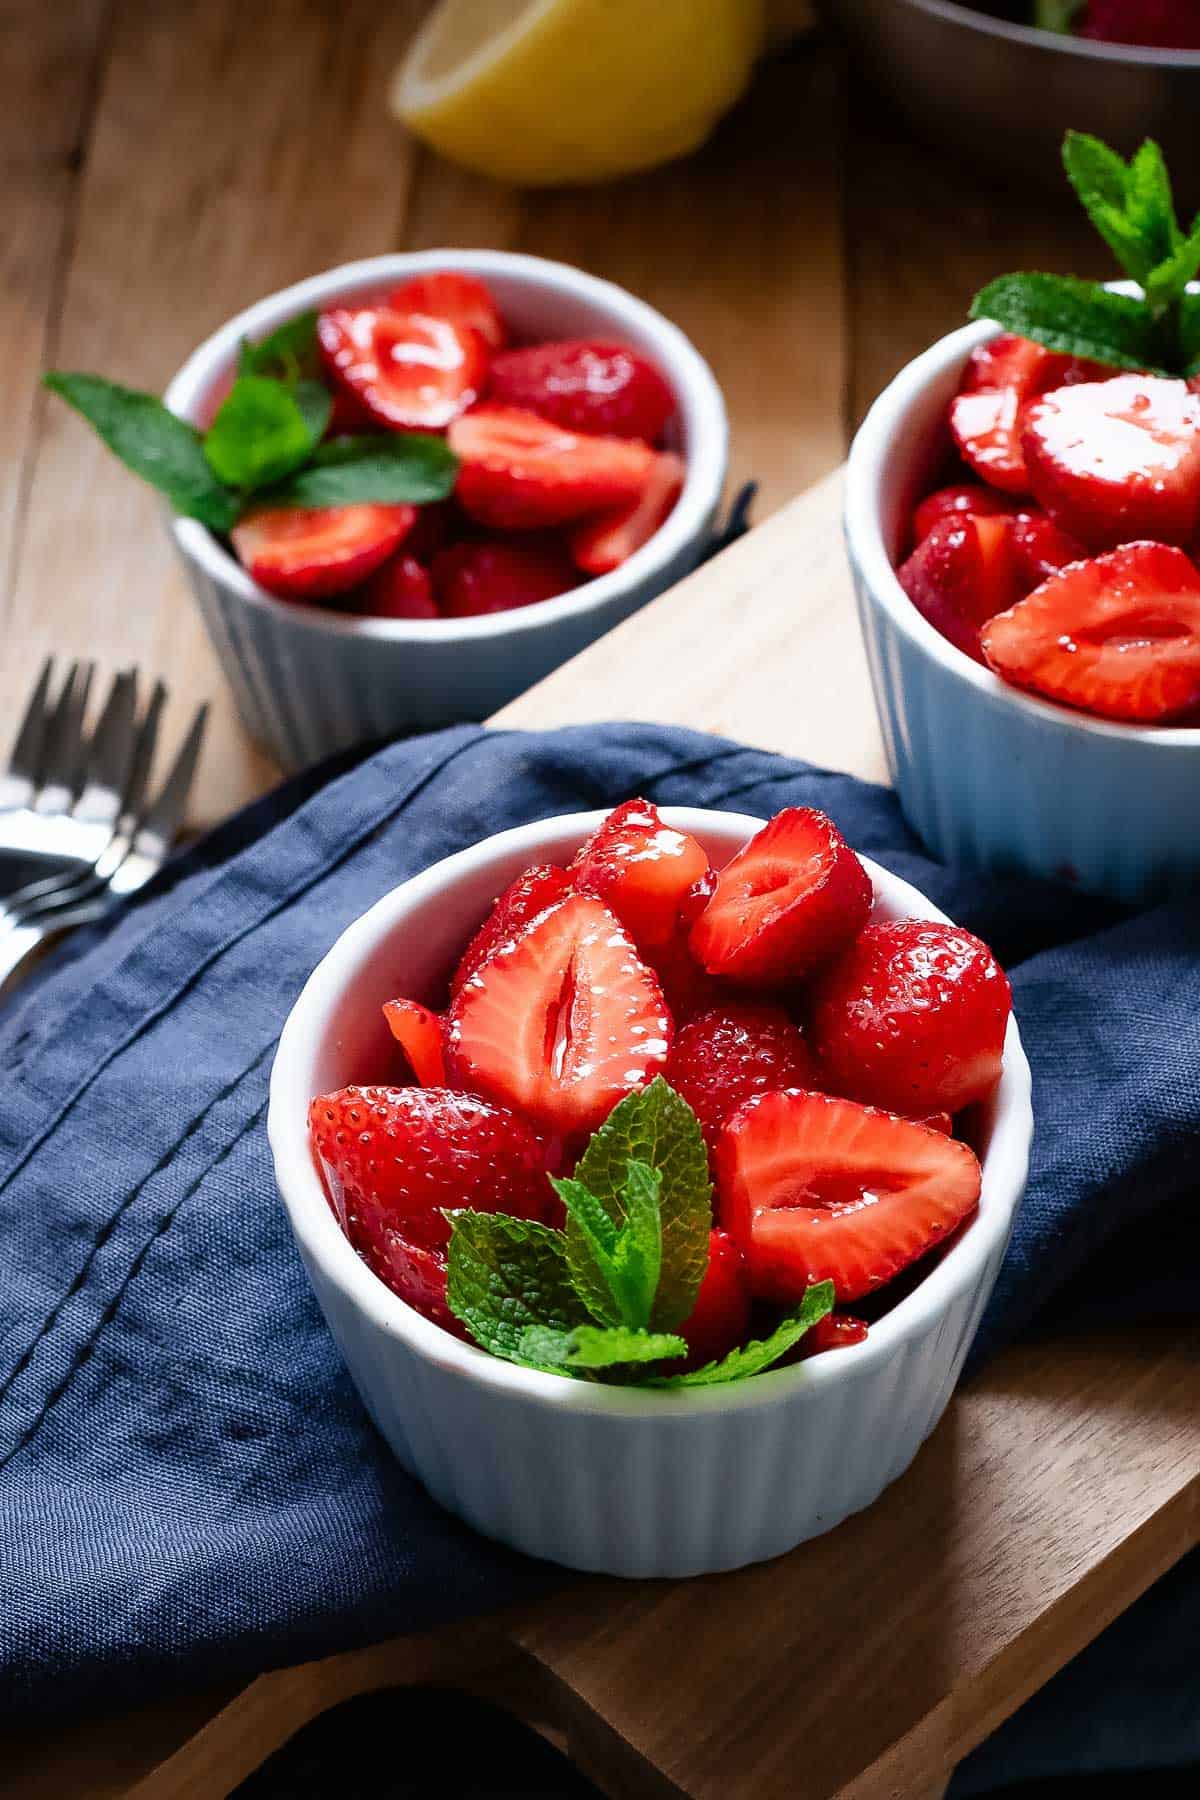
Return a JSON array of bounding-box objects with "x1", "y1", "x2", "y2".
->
[
  {"x1": 267, "y1": 807, "x2": 1033, "y2": 1421},
  {"x1": 844, "y1": 312, "x2": 1200, "y2": 750},
  {"x1": 163, "y1": 250, "x2": 728, "y2": 645},
  {"x1": 903, "y1": 0, "x2": 1200, "y2": 66}
]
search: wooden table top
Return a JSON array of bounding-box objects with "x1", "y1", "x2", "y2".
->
[{"x1": 4, "y1": 4, "x2": 1196, "y2": 1798}]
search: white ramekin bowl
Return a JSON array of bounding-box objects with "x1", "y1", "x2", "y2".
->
[
  {"x1": 164, "y1": 252, "x2": 727, "y2": 772},
  {"x1": 268, "y1": 808, "x2": 1032, "y2": 1577},
  {"x1": 845, "y1": 318, "x2": 1200, "y2": 904}
]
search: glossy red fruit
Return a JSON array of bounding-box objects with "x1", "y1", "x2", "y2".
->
[
  {"x1": 950, "y1": 334, "x2": 1109, "y2": 494},
  {"x1": 326, "y1": 384, "x2": 378, "y2": 435},
  {"x1": 982, "y1": 541, "x2": 1200, "y2": 723},
  {"x1": 451, "y1": 863, "x2": 573, "y2": 997},
  {"x1": 382, "y1": 998, "x2": 446, "y2": 1084},
  {"x1": 354, "y1": 554, "x2": 439, "y2": 619},
  {"x1": 644, "y1": 931, "x2": 728, "y2": 1022},
  {"x1": 1079, "y1": 0, "x2": 1200, "y2": 48},
  {"x1": 921, "y1": 1112, "x2": 954, "y2": 1135},
  {"x1": 677, "y1": 1229, "x2": 752, "y2": 1370},
  {"x1": 448, "y1": 406, "x2": 657, "y2": 529},
  {"x1": 488, "y1": 339, "x2": 675, "y2": 441},
  {"x1": 666, "y1": 1002, "x2": 816, "y2": 1151},
  {"x1": 1009, "y1": 512, "x2": 1086, "y2": 589},
  {"x1": 231, "y1": 504, "x2": 415, "y2": 600},
  {"x1": 911, "y1": 484, "x2": 1016, "y2": 545},
  {"x1": 569, "y1": 451, "x2": 685, "y2": 574},
  {"x1": 385, "y1": 271, "x2": 507, "y2": 350},
  {"x1": 433, "y1": 538, "x2": 578, "y2": 617},
  {"x1": 898, "y1": 513, "x2": 1023, "y2": 662},
  {"x1": 445, "y1": 894, "x2": 672, "y2": 1137},
  {"x1": 689, "y1": 808, "x2": 873, "y2": 985},
  {"x1": 716, "y1": 1090, "x2": 982, "y2": 1304},
  {"x1": 808, "y1": 918, "x2": 1011, "y2": 1116},
  {"x1": 308, "y1": 1085, "x2": 549, "y2": 1255},
  {"x1": 318, "y1": 306, "x2": 488, "y2": 430},
  {"x1": 570, "y1": 798, "x2": 710, "y2": 950},
  {"x1": 1022, "y1": 376, "x2": 1200, "y2": 550},
  {"x1": 800, "y1": 1312, "x2": 869, "y2": 1356}
]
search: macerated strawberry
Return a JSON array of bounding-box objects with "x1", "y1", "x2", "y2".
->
[
  {"x1": 950, "y1": 334, "x2": 1109, "y2": 493},
  {"x1": 715, "y1": 1090, "x2": 982, "y2": 1304},
  {"x1": 982, "y1": 541, "x2": 1200, "y2": 723},
  {"x1": 644, "y1": 930, "x2": 728, "y2": 1022},
  {"x1": 231, "y1": 504, "x2": 415, "y2": 600},
  {"x1": 569, "y1": 451, "x2": 685, "y2": 574},
  {"x1": 911, "y1": 484, "x2": 1017, "y2": 546},
  {"x1": 666, "y1": 1002, "x2": 816, "y2": 1150},
  {"x1": 318, "y1": 305, "x2": 488, "y2": 431},
  {"x1": 368, "y1": 1234, "x2": 467, "y2": 1336},
  {"x1": 451, "y1": 863, "x2": 573, "y2": 996},
  {"x1": 570, "y1": 798, "x2": 709, "y2": 950},
  {"x1": 433, "y1": 538, "x2": 577, "y2": 617},
  {"x1": 898, "y1": 513, "x2": 1024, "y2": 661},
  {"x1": 354, "y1": 554, "x2": 439, "y2": 619},
  {"x1": 448, "y1": 405, "x2": 657, "y2": 529},
  {"x1": 382, "y1": 998, "x2": 446, "y2": 1085},
  {"x1": 1009, "y1": 511, "x2": 1086, "y2": 589},
  {"x1": 1022, "y1": 375, "x2": 1200, "y2": 549},
  {"x1": 385, "y1": 271, "x2": 507, "y2": 350},
  {"x1": 445, "y1": 894, "x2": 672, "y2": 1137},
  {"x1": 808, "y1": 919, "x2": 1011, "y2": 1116},
  {"x1": 921, "y1": 1112, "x2": 954, "y2": 1135},
  {"x1": 308, "y1": 1085, "x2": 549, "y2": 1256},
  {"x1": 488, "y1": 339, "x2": 675, "y2": 441},
  {"x1": 800, "y1": 1312, "x2": 868, "y2": 1356},
  {"x1": 689, "y1": 809, "x2": 873, "y2": 985},
  {"x1": 1079, "y1": 0, "x2": 1200, "y2": 48},
  {"x1": 676, "y1": 1229, "x2": 752, "y2": 1370}
]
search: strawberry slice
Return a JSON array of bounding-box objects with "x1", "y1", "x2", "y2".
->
[
  {"x1": 570, "y1": 798, "x2": 710, "y2": 950},
  {"x1": 808, "y1": 919, "x2": 1011, "y2": 1116},
  {"x1": 911, "y1": 484, "x2": 1017, "y2": 546},
  {"x1": 1009, "y1": 511, "x2": 1086, "y2": 588},
  {"x1": 448, "y1": 406, "x2": 657, "y2": 529},
  {"x1": 231, "y1": 504, "x2": 415, "y2": 600},
  {"x1": 898, "y1": 512, "x2": 1023, "y2": 662},
  {"x1": 569, "y1": 451, "x2": 685, "y2": 574},
  {"x1": 666, "y1": 1002, "x2": 816, "y2": 1151},
  {"x1": 451, "y1": 862, "x2": 574, "y2": 997},
  {"x1": 715, "y1": 1090, "x2": 982, "y2": 1305},
  {"x1": 1022, "y1": 375, "x2": 1200, "y2": 549},
  {"x1": 950, "y1": 334, "x2": 1109, "y2": 494},
  {"x1": 799, "y1": 1312, "x2": 868, "y2": 1356},
  {"x1": 373, "y1": 1236, "x2": 468, "y2": 1338},
  {"x1": 383, "y1": 998, "x2": 446, "y2": 1085},
  {"x1": 354, "y1": 554, "x2": 439, "y2": 619},
  {"x1": 1079, "y1": 1, "x2": 1200, "y2": 48},
  {"x1": 385, "y1": 271, "x2": 507, "y2": 351},
  {"x1": 487, "y1": 339, "x2": 676, "y2": 441},
  {"x1": 676, "y1": 1228, "x2": 752, "y2": 1370},
  {"x1": 445, "y1": 893, "x2": 672, "y2": 1138},
  {"x1": 432, "y1": 538, "x2": 578, "y2": 617},
  {"x1": 689, "y1": 808, "x2": 873, "y2": 985},
  {"x1": 318, "y1": 305, "x2": 488, "y2": 431},
  {"x1": 981, "y1": 541, "x2": 1200, "y2": 723}
]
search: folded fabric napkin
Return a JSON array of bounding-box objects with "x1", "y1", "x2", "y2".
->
[{"x1": 1, "y1": 722, "x2": 1196, "y2": 1754}]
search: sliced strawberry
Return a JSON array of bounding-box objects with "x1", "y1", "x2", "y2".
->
[
  {"x1": 1079, "y1": 1, "x2": 1200, "y2": 48},
  {"x1": 689, "y1": 809, "x2": 873, "y2": 986},
  {"x1": 353, "y1": 554, "x2": 439, "y2": 619},
  {"x1": 432, "y1": 538, "x2": 578, "y2": 617},
  {"x1": 666, "y1": 1002, "x2": 816, "y2": 1152},
  {"x1": 382, "y1": 998, "x2": 446, "y2": 1085},
  {"x1": 644, "y1": 930, "x2": 728, "y2": 1022},
  {"x1": 449, "y1": 405, "x2": 657, "y2": 530},
  {"x1": 231, "y1": 504, "x2": 415, "y2": 601},
  {"x1": 445, "y1": 894, "x2": 672, "y2": 1138},
  {"x1": 570, "y1": 798, "x2": 710, "y2": 950},
  {"x1": 921, "y1": 1112, "x2": 954, "y2": 1135},
  {"x1": 318, "y1": 306, "x2": 488, "y2": 431},
  {"x1": 371, "y1": 1235, "x2": 468, "y2": 1337},
  {"x1": 1022, "y1": 375, "x2": 1200, "y2": 549},
  {"x1": 911, "y1": 484, "x2": 1017, "y2": 546},
  {"x1": 898, "y1": 512, "x2": 1024, "y2": 662},
  {"x1": 1009, "y1": 511, "x2": 1086, "y2": 588},
  {"x1": 308, "y1": 1085, "x2": 549, "y2": 1257},
  {"x1": 569, "y1": 451, "x2": 685, "y2": 574},
  {"x1": 808, "y1": 919, "x2": 1011, "y2": 1116},
  {"x1": 715, "y1": 1090, "x2": 982, "y2": 1304},
  {"x1": 451, "y1": 863, "x2": 573, "y2": 998},
  {"x1": 677, "y1": 866, "x2": 718, "y2": 931},
  {"x1": 950, "y1": 334, "x2": 1110, "y2": 494},
  {"x1": 326, "y1": 384, "x2": 378, "y2": 436},
  {"x1": 403, "y1": 499, "x2": 458, "y2": 561},
  {"x1": 385, "y1": 271, "x2": 506, "y2": 351},
  {"x1": 677, "y1": 1229, "x2": 752, "y2": 1371},
  {"x1": 488, "y1": 339, "x2": 675, "y2": 441},
  {"x1": 800, "y1": 1312, "x2": 868, "y2": 1356},
  {"x1": 982, "y1": 541, "x2": 1200, "y2": 723}
]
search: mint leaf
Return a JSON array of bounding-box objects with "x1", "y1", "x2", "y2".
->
[
  {"x1": 519, "y1": 1322, "x2": 687, "y2": 1373},
  {"x1": 1181, "y1": 292, "x2": 1200, "y2": 378},
  {"x1": 445, "y1": 1211, "x2": 587, "y2": 1366},
  {"x1": 615, "y1": 1161, "x2": 663, "y2": 1328},
  {"x1": 266, "y1": 433, "x2": 457, "y2": 508},
  {"x1": 294, "y1": 379, "x2": 335, "y2": 444},
  {"x1": 569, "y1": 1079, "x2": 711, "y2": 1331},
  {"x1": 653, "y1": 1282, "x2": 835, "y2": 1388},
  {"x1": 968, "y1": 275, "x2": 1165, "y2": 373},
  {"x1": 1126, "y1": 141, "x2": 1182, "y2": 269},
  {"x1": 552, "y1": 1159, "x2": 663, "y2": 1329},
  {"x1": 1035, "y1": 0, "x2": 1084, "y2": 31},
  {"x1": 43, "y1": 373, "x2": 240, "y2": 531},
  {"x1": 237, "y1": 310, "x2": 321, "y2": 381},
  {"x1": 1063, "y1": 130, "x2": 1130, "y2": 215},
  {"x1": 1144, "y1": 219, "x2": 1200, "y2": 316},
  {"x1": 203, "y1": 375, "x2": 327, "y2": 491}
]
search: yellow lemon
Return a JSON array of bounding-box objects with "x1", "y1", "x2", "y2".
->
[{"x1": 392, "y1": 0, "x2": 767, "y2": 187}]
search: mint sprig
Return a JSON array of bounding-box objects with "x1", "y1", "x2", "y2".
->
[
  {"x1": 652, "y1": 1283, "x2": 834, "y2": 1388},
  {"x1": 519, "y1": 1323, "x2": 688, "y2": 1372},
  {"x1": 1033, "y1": 0, "x2": 1084, "y2": 30}
]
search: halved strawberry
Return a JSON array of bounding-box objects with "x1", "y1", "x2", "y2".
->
[
  {"x1": 981, "y1": 541, "x2": 1200, "y2": 723},
  {"x1": 569, "y1": 451, "x2": 685, "y2": 574},
  {"x1": 451, "y1": 863, "x2": 573, "y2": 997},
  {"x1": 353, "y1": 554, "x2": 439, "y2": 619},
  {"x1": 643, "y1": 930, "x2": 728, "y2": 1023},
  {"x1": 689, "y1": 809, "x2": 873, "y2": 985},
  {"x1": 800, "y1": 1312, "x2": 868, "y2": 1356},
  {"x1": 385, "y1": 271, "x2": 506, "y2": 351},
  {"x1": 432, "y1": 538, "x2": 578, "y2": 617},
  {"x1": 676, "y1": 1228, "x2": 752, "y2": 1370},
  {"x1": 383, "y1": 998, "x2": 446, "y2": 1085},
  {"x1": 231, "y1": 504, "x2": 415, "y2": 600},
  {"x1": 666, "y1": 1002, "x2": 816, "y2": 1151},
  {"x1": 808, "y1": 919, "x2": 1011, "y2": 1116},
  {"x1": 448, "y1": 406, "x2": 657, "y2": 529},
  {"x1": 570, "y1": 798, "x2": 709, "y2": 950},
  {"x1": 950, "y1": 334, "x2": 1109, "y2": 494},
  {"x1": 1009, "y1": 511, "x2": 1086, "y2": 588},
  {"x1": 488, "y1": 339, "x2": 675, "y2": 441},
  {"x1": 715, "y1": 1090, "x2": 982, "y2": 1304},
  {"x1": 371, "y1": 1235, "x2": 468, "y2": 1337},
  {"x1": 445, "y1": 894, "x2": 671, "y2": 1137},
  {"x1": 911, "y1": 484, "x2": 1017, "y2": 546},
  {"x1": 898, "y1": 512, "x2": 1024, "y2": 661},
  {"x1": 1022, "y1": 375, "x2": 1200, "y2": 549},
  {"x1": 318, "y1": 306, "x2": 488, "y2": 431}
]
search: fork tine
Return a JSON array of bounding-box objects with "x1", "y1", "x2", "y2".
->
[
  {"x1": 78, "y1": 670, "x2": 139, "y2": 808},
  {"x1": 121, "y1": 679, "x2": 166, "y2": 826},
  {"x1": 36, "y1": 659, "x2": 95, "y2": 803},
  {"x1": 5, "y1": 657, "x2": 55, "y2": 783},
  {"x1": 137, "y1": 702, "x2": 208, "y2": 854}
]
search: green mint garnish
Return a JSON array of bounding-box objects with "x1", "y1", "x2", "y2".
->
[
  {"x1": 265, "y1": 433, "x2": 458, "y2": 510},
  {"x1": 1034, "y1": 1, "x2": 1084, "y2": 33},
  {"x1": 969, "y1": 131, "x2": 1200, "y2": 379},
  {"x1": 518, "y1": 1323, "x2": 688, "y2": 1372},
  {"x1": 237, "y1": 310, "x2": 321, "y2": 382},
  {"x1": 551, "y1": 1159, "x2": 662, "y2": 1329},
  {"x1": 203, "y1": 375, "x2": 330, "y2": 491},
  {"x1": 651, "y1": 1282, "x2": 835, "y2": 1388},
  {"x1": 443, "y1": 1211, "x2": 587, "y2": 1368}
]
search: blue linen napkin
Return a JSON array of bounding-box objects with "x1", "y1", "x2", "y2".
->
[{"x1": 0, "y1": 721, "x2": 1196, "y2": 1747}]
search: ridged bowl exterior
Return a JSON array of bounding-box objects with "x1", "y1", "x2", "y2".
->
[{"x1": 268, "y1": 810, "x2": 1032, "y2": 1578}]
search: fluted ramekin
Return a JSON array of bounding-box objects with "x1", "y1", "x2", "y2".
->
[
  {"x1": 268, "y1": 808, "x2": 1032, "y2": 1577},
  {"x1": 845, "y1": 319, "x2": 1200, "y2": 904},
  {"x1": 164, "y1": 252, "x2": 727, "y2": 772}
]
